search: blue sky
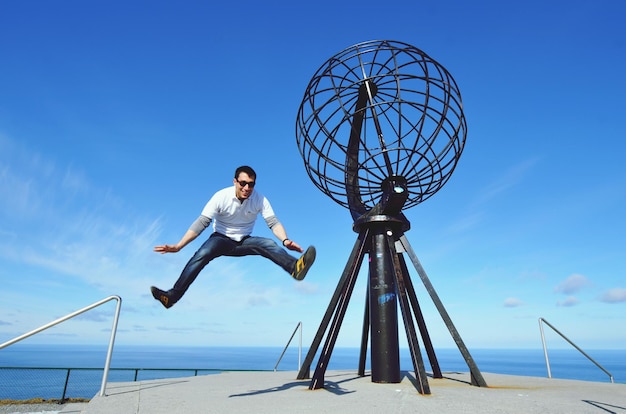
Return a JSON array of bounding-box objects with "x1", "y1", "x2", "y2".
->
[{"x1": 1, "y1": 0, "x2": 625, "y2": 354}]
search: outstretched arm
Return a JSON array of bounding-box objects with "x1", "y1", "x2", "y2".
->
[
  {"x1": 271, "y1": 222, "x2": 304, "y2": 253},
  {"x1": 154, "y1": 229, "x2": 199, "y2": 254},
  {"x1": 154, "y1": 215, "x2": 211, "y2": 254}
]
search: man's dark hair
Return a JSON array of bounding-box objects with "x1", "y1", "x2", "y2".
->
[{"x1": 235, "y1": 165, "x2": 256, "y2": 180}]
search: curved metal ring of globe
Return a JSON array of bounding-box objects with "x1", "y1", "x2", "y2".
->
[{"x1": 296, "y1": 40, "x2": 466, "y2": 219}]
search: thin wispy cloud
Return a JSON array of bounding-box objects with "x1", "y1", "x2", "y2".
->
[
  {"x1": 444, "y1": 212, "x2": 484, "y2": 235},
  {"x1": 75, "y1": 310, "x2": 114, "y2": 323},
  {"x1": 599, "y1": 288, "x2": 626, "y2": 304},
  {"x1": 471, "y1": 157, "x2": 541, "y2": 208},
  {"x1": 0, "y1": 135, "x2": 164, "y2": 295},
  {"x1": 556, "y1": 296, "x2": 580, "y2": 307},
  {"x1": 554, "y1": 274, "x2": 591, "y2": 295},
  {"x1": 447, "y1": 157, "x2": 540, "y2": 236},
  {"x1": 293, "y1": 280, "x2": 320, "y2": 295},
  {"x1": 503, "y1": 297, "x2": 524, "y2": 308}
]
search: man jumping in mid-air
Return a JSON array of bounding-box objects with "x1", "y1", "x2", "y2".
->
[{"x1": 150, "y1": 165, "x2": 316, "y2": 309}]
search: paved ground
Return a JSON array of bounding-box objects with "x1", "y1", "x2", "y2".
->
[
  {"x1": 49, "y1": 370, "x2": 625, "y2": 414},
  {"x1": 0, "y1": 402, "x2": 86, "y2": 414}
]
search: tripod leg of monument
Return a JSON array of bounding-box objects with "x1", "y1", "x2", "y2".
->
[
  {"x1": 387, "y1": 232, "x2": 431, "y2": 394},
  {"x1": 358, "y1": 288, "x2": 369, "y2": 377},
  {"x1": 309, "y1": 233, "x2": 368, "y2": 389},
  {"x1": 368, "y1": 229, "x2": 401, "y2": 383},
  {"x1": 398, "y1": 235, "x2": 488, "y2": 387},
  {"x1": 297, "y1": 229, "x2": 369, "y2": 386},
  {"x1": 398, "y1": 254, "x2": 443, "y2": 379}
]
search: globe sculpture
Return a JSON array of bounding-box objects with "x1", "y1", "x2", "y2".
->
[
  {"x1": 297, "y1": 39, "x2": 465, "y2": 216},
  {"x1": 295, "y1": 40, "x2": 487, "y2": 394}
]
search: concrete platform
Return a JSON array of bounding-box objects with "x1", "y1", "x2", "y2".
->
[{"x1": 56, "y1": 370, "x2": 626, "y2": 414}]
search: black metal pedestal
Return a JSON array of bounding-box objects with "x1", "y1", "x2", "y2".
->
[{"x1": 296, "y1": 215, "x2": 487, "y2": 394}]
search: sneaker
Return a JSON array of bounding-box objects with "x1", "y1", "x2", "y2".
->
[
  {"x1": 292, "y1": 246, "x2": 316, "y2": 281},
  {"x1": 150, "y1": 286, "x2": 173, "y2": 309}
]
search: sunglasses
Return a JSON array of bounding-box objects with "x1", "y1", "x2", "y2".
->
[{"x1": 236, "y1": 179, "x2": 256, "y2": 188}]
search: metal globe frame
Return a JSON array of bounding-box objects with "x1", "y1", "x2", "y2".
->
[
  {"x1": 295, "y1": 40, "x2": 487, "y2": 394},
  {"x1": 296, "y1": 39, "x2": 466, "y2": 218}
]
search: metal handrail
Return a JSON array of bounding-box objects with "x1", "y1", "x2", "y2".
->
[
  {"x1": 538, "y1": 317, "x2": 614, "y2": 383},
  {"x1": 274, "y1": 321, "x2": 302, "y2": 371},
  {"x1": 0, "y1": 295, "x2": 123, "y2": 396}
]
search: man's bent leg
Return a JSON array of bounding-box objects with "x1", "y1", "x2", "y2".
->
[
  {"x1": 232, "y1": 237, "x2": 316, "y2": 280},
  {"x1": 232, "y1": 237, "x2": 297, "y2": 273},
  {"x1": 157, "y1": 233, "x2": 235, "y2": 307}
]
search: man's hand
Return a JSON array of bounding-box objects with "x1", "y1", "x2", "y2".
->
[
  {"x1": 284, "y1": 239, "x2": 304, "y2": 253},
  {"x1": 154, "y1": 230, "x2": 198, "y2": 254},
  {"x1": 154, "y1": 244, "x2": 181, "y2": 254}
]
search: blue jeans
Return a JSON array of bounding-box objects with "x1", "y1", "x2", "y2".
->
[{"x1": 169, "y1": 232, "x2": 297, "y2": 303}]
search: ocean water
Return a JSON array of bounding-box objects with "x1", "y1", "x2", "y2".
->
[{"x1": 0, "y1": 344, "x2": 624, "y2": 401}]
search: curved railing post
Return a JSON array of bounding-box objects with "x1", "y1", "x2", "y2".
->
[
  {"x1": 538, "y1": 317, "x2": 614, "y2": 383},
  {"x1": 99, "y1": 296, "x2": 123, "y2": 396},
  {"x1": 538, "y1": 318, "x2": 552, "y2": 378},
  {"x1": 274, "y1": 322, "x2": 302, "y2": 372},
  {"x1": 0, "y1": 295, "x2": 123, "y2": 397}
]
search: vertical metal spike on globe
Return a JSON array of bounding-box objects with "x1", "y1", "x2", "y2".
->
[{"x1": 295, "y1": 40, "x2": 487, "y2": 393}]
